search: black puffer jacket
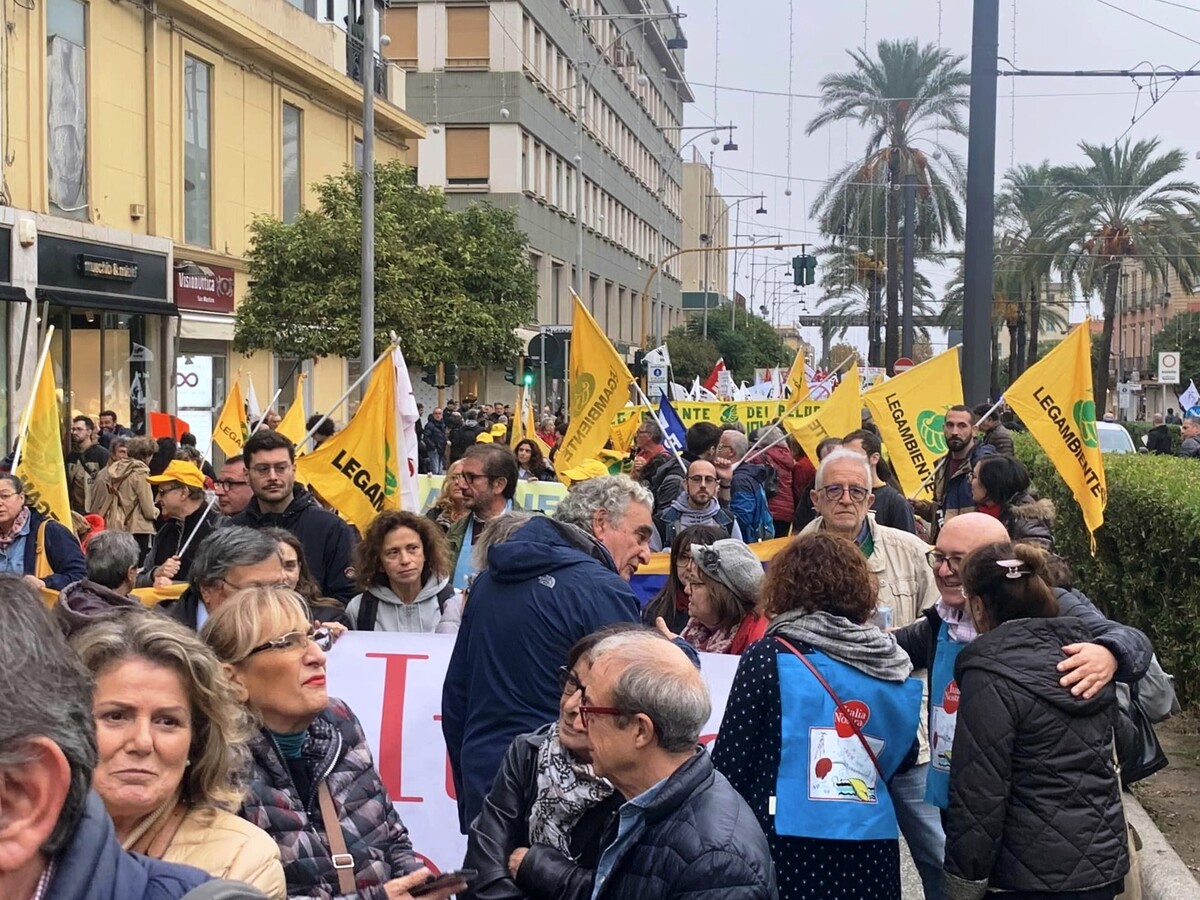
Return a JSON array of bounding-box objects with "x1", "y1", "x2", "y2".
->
[
  {"x1": 591, "y1": 751, "x2": 775, "y2": 900},
  {"x1": 464, "y1": 726, "x2": 622, "y2": 900},
  {"x1": 999, "y1": 493, "x2": 1056, "y2": 552},
  {"x1": 944, "y1": 617, "x2": 1128, "y2": 899}
]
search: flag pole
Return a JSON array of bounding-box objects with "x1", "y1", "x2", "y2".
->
[
  {"x1": 175, "y1": 496, "x2": 218, "y2": 560},
  {"x1": 295, "y1": 338, "x2": 399, "y2": 449},
  {"x1": 631, "y1": 381, "x2": 687, "y2": 474},
  {"x1": 202, "y1": 365, "x2": 243, "y2": 468},
  {"x1": 906, "y1": 394, "x2": 1006, "y2": 500},
  {"x1": 10, "y1": 326, "x2": 55, "y2": 473}
]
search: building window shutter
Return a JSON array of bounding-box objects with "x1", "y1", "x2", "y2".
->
[
  {"x1": 446, "y1": 6, "x2": 488, "y2": 68},
  {"x1": 384, "y1": 6, "x2": 417, "y2": 68},
  {"x1": 445, "y1": 127, "x2": 489, "y2": 187}
]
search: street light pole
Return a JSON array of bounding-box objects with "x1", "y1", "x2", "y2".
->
[{"x1": 360, "y1": 0, "x2": 376, "y2": 386}]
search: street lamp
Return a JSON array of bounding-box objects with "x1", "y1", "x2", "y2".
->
[
  {"x1": 699, "y1": 194, "x2": 767, "y2": 335},
  {"x1": 731, "y1": 234, "x2": 783, "y2": 328}
]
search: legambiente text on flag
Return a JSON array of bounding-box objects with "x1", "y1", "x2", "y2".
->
[
  {"x1": 862, "y1": 347, "x2": 963, "y2": 500},
  {"x1": 1004, "y1": 322, "x2": 1106, "y2": 548},
  {"x1": 213, "y1": 379, "x2": 250, "y2": 459},
  {"x1": 555, "y1": 293, "x2": 635, "y2": 479}
]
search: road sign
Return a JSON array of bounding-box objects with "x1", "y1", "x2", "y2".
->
[
  {"x1": 647, "y1": 364, "x2": 668, "y2": 401},
  {"x1": 1159, "y1": 351, "x2": 1181, "y2": 384},
  {"x1": 892, "y1": 357, "x2": 915, "y2": 375}
]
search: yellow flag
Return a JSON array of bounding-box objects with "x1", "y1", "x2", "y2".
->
[
  {"x1": 786, "y1": 346, "x2": 809, "y2": 399},
  {"x1": 862, "y1": 347, "x2": 962, "y2": 500},
  {"x1": 526, "y1": 396, "x2": 552, "y2": 457},
  {"x1": 1004, "y1": 323, "x2": 1106, "y2": 545},
  {"x1": 213, "y1": 380, "x2": 250, "y2": 458},
  {"x1": 555, "y1": 294, "x2": 634, "y2": 479},
  {"x1": 782, "y1": 367, "x2": 861, "y2": 462},
  {"x1": 14, "y1": 340, "x2": 72, "y2": 527},
  {"x1": 295, "y1": 353, "x2": 399, "y2": 533},
  {"x1": 609, "y1": 408, "x2": 649, "y2": 456},
  {"x1": 276, "y1": 373, "x2": 308, "y2": 446}
]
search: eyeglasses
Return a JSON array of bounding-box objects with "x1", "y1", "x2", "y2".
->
[
  {"x1": 452, "y1": 472, "x2": 490, "y2": 484},
  {"x1": 220, "y1": 577, "x2": 291, "y2": 592},
  {"x1": 214, "y1": 479, "x2": 249, "y2": 492},
  {"x1": 927, "y1": 549, "x2": 965, "y2": 574},
  {"x1": 687, "y1": 475, "x2": 718, "y2": 485},
  {"x1": 249, "y1": 463, "x2": 293, "y2": 477},
  {"x1": 578, "y1": 704, "x2": 627, "y2": 729},
  {"x1": 0, "y1": 491, "x2": 21, "y2": 502},
  {"x1": 819, "y1": 484, "x2": 870, "y2": 502},
  {"x1": 557, "y1": 666, "x2": 586, "y2": 696},
  {"x1": 243, "y1": 626, "x2": 333, "y2": 661}
]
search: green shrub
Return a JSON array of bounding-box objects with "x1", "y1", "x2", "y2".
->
[
  {"x1": 1124, "y1": 421, "x2": 1182, "y2": 454},
  {"x1": 1015, "y1": 433, "x2": 1200, "y2": 705}
]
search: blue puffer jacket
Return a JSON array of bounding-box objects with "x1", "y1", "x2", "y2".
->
[
  {"x1": 592, "y1": 751, "x2": 776, "y2": 900},
  {"x1": 442, "y1": 516, "x2": 641, "y2": 832},
  {"x1": 49, "y1": 792, "x2": 210, "y2": 899}
]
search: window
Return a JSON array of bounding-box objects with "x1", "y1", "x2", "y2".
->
[
  {"x1": 383, "y1": 5, "x2": 417, "y2": 68},
  {"x1": 47, "y1": 0, "x2": 88, "y2": 219},
  {"x1": 184, "y1": 56, "x2": 213, "y2": 246},
  {"x1": 446, "y1": 6, "x2": 488, "y2": 68},
  {"x1": 282, "y1": 104, "x2": 302, "y2": 223},
  {"x1": 353, "y1": 137, "x2": 364, "y2": 171},
  {"x1": 445, "y1": 127, "x2": 489, "y2": 187}
]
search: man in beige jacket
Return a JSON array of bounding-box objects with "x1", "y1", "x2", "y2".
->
[{"x1": 799, "y1": 446, "x2": 945, "y2": 900}]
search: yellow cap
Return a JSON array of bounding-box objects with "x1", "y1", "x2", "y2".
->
[
  {"x1": 490, "y1": 423, "x2": 507, "y2": 437},
  {"x1": 475, "y1": 432, "x2": 495, "y2": 443},
  {"x1": 146, "y1": 459, "x2": 206, "y2": 490},
  {"x1": 561, "y1": 458, "x2": 609, "y2": 485}
]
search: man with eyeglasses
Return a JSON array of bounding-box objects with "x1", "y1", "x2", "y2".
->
[
  {"x1": 651, "y1": 459, "x2": 740, "y2": 551},
  {"x1": 446, "y1": 444, "x2": 521, "y2": 590},
  {"x1": 631, "y1": 419, "x2": 683, "y2": 524},
  {"x1": 145, "y1": 460, "x2": 215, "y2": 587},
  {"x1": 213, "y1": 454, "x2": 253, "y2": 519},
  {"x1": 161, "y1": 526, "x2": 287, "y2": 630},
  {"x1": 580, "y1": 631, "x2": 775, "y2": 900},
  {"x1": 798, "y1": 446, "x2": 944, "y2": 899},
  {"x1": 231, "y1": 430, "x2": 357, "y2": 602}
]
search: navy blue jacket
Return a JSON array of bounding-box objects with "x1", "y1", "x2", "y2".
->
[
  {"x1": 592, "y1": 751, "x2": 776, "y2": 900},
  {"x1": 49, "y1": 792, "x2": 210, "y2": 899},
  {"x1": 442, "y1": 517, "x2": 641, "y2": 832},
  {"x1": 24, "y1": 508, "x2": 86, "y2": 590}
]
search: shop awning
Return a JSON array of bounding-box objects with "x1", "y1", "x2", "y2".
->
[
  {"x1": 179, "y1": 312, "x2": 235, "y2": 342},
  {"x1": 0, "y1": 285, "x2": 29, "y2": 302},
  {"x1": 37, "y1": 287, "x2": 177, "y2": 316}
]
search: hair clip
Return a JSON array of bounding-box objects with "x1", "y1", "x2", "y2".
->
[
  {"x1": 996, "y1": 559, "x2": 1029, "y2": 579},
  {"x1": 694, "y1": 544, "x2": 721, "y2": 572}
]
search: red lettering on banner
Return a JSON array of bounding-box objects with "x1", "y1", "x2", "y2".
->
[
  {"x1": 367, "y1": 652, "x2": 430, "y2": 802},
  {"x1": 433, "y1": 715, "x2": 457, "y2": 801},
  {"x1": 699, "y1": 732, "x2": 718, "y2": 747},
  {"x1": 412, "y1": 851, "x2": 441, "y2": 876}
]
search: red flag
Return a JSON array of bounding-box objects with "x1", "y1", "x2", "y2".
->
[
  {"x1": 703, "y1": 357, "x2": 727, "y2": 392},
  {"x1": 149, "y1": 412, "x2": 191, "y2": 440}
]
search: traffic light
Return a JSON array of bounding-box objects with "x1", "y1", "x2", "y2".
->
[
  {"x1": 504, "y1": 363, "x2": 517, "y2": 384},
  {"x1": 523, "y1": 370, "x2": 535, "y2": 389},
  {"x1": 444, "y1": 363, "x2": 458, "y2": 386},
  {"x1": 633, "y1": 349, "x2": 646, "y2": 372},
  {"x1": 803, "y1": 255, "x2": 818, "y2": 286},
  {"x1": 421, "y1": 365, "x2": 437, "y2": 387},
  {"x1": 792, "y1": 255, "x2": 818, "y2": 286},
  {"x1": 792, "y1": 255, "x2": 804, "y2": 286}
]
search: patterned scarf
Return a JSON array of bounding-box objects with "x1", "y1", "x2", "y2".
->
[
  {"x1": 935, "y1": 598, "x2": 979, "y2": 643},
  {"x1": 680, "y1": 617, "x2": 737, "y2": 655},
  {"x1": 0, "y1": 506, "x2": 29, "y2": 551},
  {"x1": 528, "y1": 724, "x2": 615, "y2": 855}
]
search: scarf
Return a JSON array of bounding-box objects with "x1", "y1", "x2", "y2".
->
[
  {"x1": 766, "y1": 609, "x2": 913, "y2": 682},
  {"x1": 528, "y1": 724, "x2": 615, "y2": 855},
  {"x1": 935, "y1": 598, "x2": 979, "y2": 643},
  {"x1": 680, "y1": 617, "x2": 737, "y2": 655},
  {"x1": 0, "y1": 506, "x2": 29, "y2": 550}
]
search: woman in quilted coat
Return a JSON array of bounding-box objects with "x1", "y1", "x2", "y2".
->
[
  {"x1": 203, "y1": 586, "x2": 466, "y2": 900},
  {"x1": 944, "y1": 541, "x2": 1128, "y2": 900}
]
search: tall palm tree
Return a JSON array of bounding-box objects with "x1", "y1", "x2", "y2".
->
[
  {"x1": 807, "y1": 39, "x2": 969, "y2": 368},
  {"x1": 996, "y1": 162, "x2": 1074, "y2": 369},
  {"x1": 817, "y1": 242, "x2": 938, "y2": 344},
  {"x1": 1055, "y1": 138, "x2": 1200, "y2": 414}
]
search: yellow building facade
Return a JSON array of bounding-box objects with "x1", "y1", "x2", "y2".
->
[{"x1": 1, "y1": 0, "x2": 424, "y2": 450}]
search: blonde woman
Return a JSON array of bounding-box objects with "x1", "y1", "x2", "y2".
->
[
  {"x1": 70, "y1": 610, "x2": 285, "y2": 898},
  {"x1": 425, "y1": 458, "x2": 469, "y2": 532}
]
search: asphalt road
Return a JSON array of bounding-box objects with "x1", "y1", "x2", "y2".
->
[{"x1": 901, "y1": 840, "x2": 924, "y2": 898}]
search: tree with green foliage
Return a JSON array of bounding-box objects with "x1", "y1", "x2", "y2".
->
[
  {"x1": 234, "y1": 162, "x2": 537, "y2": 365},
  {"x1": 665, "y1": 307, "x2": 793, "y2": 384}
]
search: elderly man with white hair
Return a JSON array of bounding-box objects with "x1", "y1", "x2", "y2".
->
[
  {"x1": 442, "y1": 476, "x2": 655, "y2": 832},
  {"x1": 582, "y1": 631, "x2": 776, "y2": 900},
  {"x1": 799, "y1": 446, "x2": 945, "y2": 899}
]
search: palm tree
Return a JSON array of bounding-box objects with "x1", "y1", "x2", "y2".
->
[
  {"x1": 995, "y1": 162, "x2": 1075, "y2": 369},
  {"x1": 1055, "y1": 138, "x2": 1200, "y2": 414},
  {"x1": 816, "y1": 242, "x2": 938, "y2": 345},
  {"x1": 807, "y1": 39, "x2": 969, "y2": 368}
]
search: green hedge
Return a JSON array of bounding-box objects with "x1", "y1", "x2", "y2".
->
[
  {"x1": 1014, "y1": 433, "x2": 1200, "y2": 705},
  {"x1": 1124, "y1": 421, "x2": 1182, "y2": 454}
]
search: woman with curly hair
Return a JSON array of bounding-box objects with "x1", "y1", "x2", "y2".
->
[
  {"x1": 347, "y1": 509, "x2": 460, "y2": 633},
  {"x1": 70, "y1": 610, "x2": 286, "y2": 898},
  {"x1": 514, "y1": 439, "x2": 555, "y2": 482},
  {"x1": 712, "y1": 533, "x2": 922, "y2": 900}
]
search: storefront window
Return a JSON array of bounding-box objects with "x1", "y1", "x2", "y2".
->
[{"x1": 0, "y1": 303, "x2": 8, "y2": 451}]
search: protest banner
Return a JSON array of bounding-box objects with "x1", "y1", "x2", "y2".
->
[
  {"x1": 416, "y1": 475, "x2": 567, "y2": 515},
  {"x1": 324, "y1": 633, "x2": 740, "y2": 873},
  {"x1": 611, "y1": 399, "x2": 826, "y2": 434}
]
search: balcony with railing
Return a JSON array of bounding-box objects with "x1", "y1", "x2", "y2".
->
[{"x1": 347, "y1": 32, "x2": 387, "y2": 98}]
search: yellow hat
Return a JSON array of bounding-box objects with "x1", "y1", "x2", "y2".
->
[
  {"x1": 490, "y1": 423, "x2": 507, "y2": 437},
  {"x1": 561, "y1": 459, "x2": 609, "y2": 485},
  {"x1": 146, "y1": 459, "x2": 206, "y2": 490},
  {"x1": 475, "y1": 432, "x2": 494, "y2": 443}
]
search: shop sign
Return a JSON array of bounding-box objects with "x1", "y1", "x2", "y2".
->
[
  {"x1": 174, "y1": 262, "x2": 235, "y2": 313},
  {"x1": 77, "y1": 254, "x2": 139, "y2": 282}
]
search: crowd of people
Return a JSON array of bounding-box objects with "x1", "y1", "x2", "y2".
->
[{"x1": 0, "y1": 394, "x2": 1169, "y2": 900}]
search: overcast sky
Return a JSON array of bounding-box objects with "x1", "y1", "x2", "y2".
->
[{"x1": 672, "y1": 0, "x2": 1200, "y2": 359}]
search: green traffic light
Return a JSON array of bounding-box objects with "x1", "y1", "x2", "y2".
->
[{"x1": 523, "y1": 372, "x2": 534, "y2": 387}]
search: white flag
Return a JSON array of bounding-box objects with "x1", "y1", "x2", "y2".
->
[
  {"x1": 1180, "y1": 379, "x2": 1200, "y2": 413},
  {"x1": 246, "y1": 374, "x2": 263, "y2": 422},
  {"x1": 392, "y1": 348, "x2": 421, "y2": 513},
  {"x1": 644, "y1": 345, "x2": 671, "y2": 369},
  {"x1": 694, "y1": 378, "x2": 718, "y2": 402},
  {"x1": 670, "y1": 382, "x2": 690, "y2": 401},
  {"x1": 745, "y1": 381, "x2": 774, "y2": 400}
]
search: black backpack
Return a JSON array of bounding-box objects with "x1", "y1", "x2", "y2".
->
[{"x1": 354, "y1": 583, "x2": 454, "y2": 631}]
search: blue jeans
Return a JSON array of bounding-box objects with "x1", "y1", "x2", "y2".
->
[{"x1": 892, "y1": 762, "x2": 946, "y2": 900}]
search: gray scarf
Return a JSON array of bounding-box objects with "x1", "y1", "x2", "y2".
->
[
  {"x1": 766, "y1": 610, "x2": 913, "y2": 682},
  {"x1": 528, "y1": 725, "x2": 615, "y2": 855}
]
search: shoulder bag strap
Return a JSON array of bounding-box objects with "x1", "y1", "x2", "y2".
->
[
  {"x1": 774, "y1": 636, "x2": 885, "y2": 779},
  {"x1": 436, "y1": 581, "x2": 453, "y2": 614},
  {"x1": 356, "y1": 591, "x2": 379, "y2": 631},
  {"x1": 317, "y1": 781, "x2": 356, "y2": 895}
]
